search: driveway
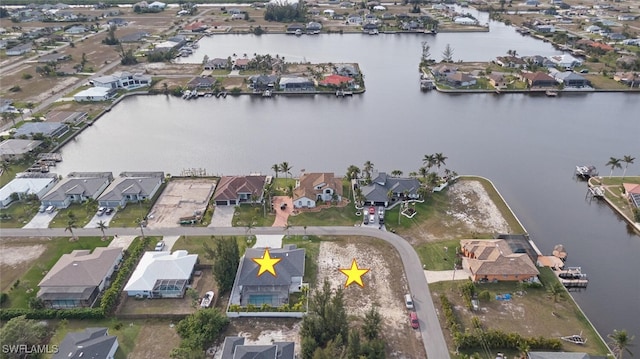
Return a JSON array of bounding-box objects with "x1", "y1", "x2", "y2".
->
[
  {"x1": 84, "y1": 212, "x2": 116, "y2": 229},
  {"x1": 209, "y1": 206, "x2": 234, "y2": 227},
  {"x1": 424, "y1": 269, "x2": 470, "y2": 284},
  {"x1": 163, "y1": 235, "x2": 181, "y2": 251},
  {"x1": 253, "y1": 234, "x2": 283, "y2": 248},
  {"x1": 22, "y1": 211, "x2": 57, "y2": 229},
  {"x1": 272, "y1": 196, "x2": 293, "y2": 227}
]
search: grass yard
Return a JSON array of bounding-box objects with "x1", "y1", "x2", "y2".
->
[
  {"x1": 172, "y1": 235, "x2": 256, "y2": 265},
  {"x1": 0, "y1": 161, "x2": 31, "y2": 187},
  {"x1": 0, "y1": 199, "x2": 41, "y2": 228},
  {"x1": 283, "y1": 235, "x2": 321, "y2": 286},
  {"x1": 232, "y1": 204, "x2": 275, "y2": 227},
  {"x1": 271, "y1": 178, "x2": 296, "y2": 195},
  {"x1": 287, "y1": 205, "x2": 360, "y2": 226},
  {"x1": 584, "y1": 74, "x2": 631, "y2": 90},
  {"x1": 108, "y1": 202, "x2": 154, "y2": 227},
  {"x1": 1, "y1": 237, "x2": 109, "y2": 309},
  {"x1": 430, "y1": 268, "x2": 609, "y2": 358},
  {"x1": 49, "y1": 203, "x2": 97, "y2": 228},
  {"x1": 415, "y1": 239, "x2": 462, "y2": 270}
]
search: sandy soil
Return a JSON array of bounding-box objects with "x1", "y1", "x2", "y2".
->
[
  {"x1": 0, "y1": 243, "x2": 47, "y2": 291},
  {"x1": 445, "y1": 180, "x2": 510, "y2": 234},
  {"x1": 147, "y1": 178, "x2": 216, "y2": 228}
]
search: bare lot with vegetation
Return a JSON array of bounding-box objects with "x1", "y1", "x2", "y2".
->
[{"x1": 147, "y1": 178, "x2": 216, "y2": 228}]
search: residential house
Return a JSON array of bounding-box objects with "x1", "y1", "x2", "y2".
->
[
  {"x1": 45, "y1": 111, "x2": 87, "y2": 125},
  {"x1": 0, "y1": 98, "x2": 13, "y2": 113},
  {"x1": 186, "y1": 76, "x2": 215, "y2": 90},
  {"x1": 293, "y1": 172, "x2": 343, "y2": 208},
  {"x1": 460, "y1": 239, "x2": 539, "y2": 282},
  {"x1": 149, "y1": 1, "x2": 166, "y2": 9},
  {"x1": 279, "y1": 76, "x2": 315, "y2": 91},
  {"x1": 221, "y1": 336, "x2": 295, "y2": 359},
  {"x1": 37, "y1": 53, "x2": 71, "y2": 63},
  {"x1": 213, "y1": 175, "x2": 267, "y2": 206},
  {"x1": 286, "y1": 24, "x2": 305, "y2": 34},
  {"x1": 323, "y1": 9, "x2": 335, "y2": 16},
  {"x1": 14, "y1": 122, "x2": 69, "y2": 139},
  {"x1": 360, "y1": 172, "x2": 422, "y2": 207},
  {"x1": 523, "y1": 55, "x2": 554, "y2": 67},
  {"x1": 527, "y1": 352, "x2": 601, "y2": 359},
  {"x1": 319, "y1": 74, "x2": 355, "y2": 88},
  {"x1": 347, "y1": 15, "x2": 363, "y2": 25},
  {"x1": 495, "y1": 55, "x2": 527, "y2": 68},
  {"x1": 534, "y1": 24, "x2": 555, "y2": 33},
  {"x1": 585, "y1": 25, "x2": 601, "y2": 33},
  {"x1": 446, "y1": 72, "x2": 477, "y2": 87},
  {"x1": 123, "y1": 250, "x2": 198, "y2": 298},
  {"x1": 364, "y1": 13, "x2": 378, "y2": 23},
  {"x1": 74, "y1": 87, "x2": 117, "y2": 102},
  {"x1": 97, "y1": 172, "x2": 164, "y2": 209},
  {"x1": 430, "y1": 64, "x2": 458, "y2": 78},
  {"x1": 184, "y1": 21, "x2": 207, "y2": 32},
  {"x1": 64, "y1": 25, "x2": 86, "y2": 34},
  {"x1": 6, "y1": 43, "x2": 33, "y2": 56},
  {"x1": 454, "y1": 16, "x2": 477, "y2": 25},
  {"x1": 0, "y1": 139, "x2": 43, "y2": 161},
  {"x1": 487, "y1": 73, "x2": 508, "y2": 88},
  {"x1": 306, "y1": 21, "x2": 322, "y2": 33},
  {"x1": 54, "y1": 328, "x2": 119, "y2": 359},
  {"x1": 38, "y1": 247, "x2": 123, "y2": 308},
  {"x1": 618, "y1": 14, "x2": 637, "y2": 21},
  {"x1": 547, "y1": 54, "x2": 583, "y2": 68},
  {"x1": 40, "y1": 172, "x2": 113, "y2": 208},
  {"x1": 623, "y1": 183, "x2": 640, "y2": 208},
  {"x1": 607, "y1": 32, "x2": 626, "y2": 41},
  {"x1": 553, "y1": 71, "x2": 590, "y2": 88},
  {"x1": 107, "y1": 18, "x2": 127, "y2": 26},
  {"x1": 576, "y1": 39, "x2": 614, "y2": 52},
  {"x1": 248, "y1": 74, "x2": 278, "y2": 91},
  {"x1": 335, "y1": 64, "x2": 359, "y2": 77},
  {"x1": 204, "y1": 57, "x2": 229, "y2": 70},
  {"x1": 229, "y1": 245, "x2": 305, "y2": 310},
  {"x1": 119, "y1": 31, "x2": 148, "y2": 43},
  {"x1": 362, "y1": 23, "x2": 379, "y2": 32},
  {"x1": 91, "y1": 71, "x2": 151, "y2": 90},
  {"x1": 521, "y1": 71, "x2": 558, "y2": 88},
  {"x1": 233, "y1": 58, "x2": 250, "y2": 70},
  {"x1": 613, "y1": 72, "x2": 640, "y2": 87},
  {"x1": 0, "y1": 173, "x2": 57, "y2": 208}
]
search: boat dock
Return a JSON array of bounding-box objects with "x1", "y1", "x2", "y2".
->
[
  {"x1": 37, "y1": 153, "x2": 62, "y2": 162},
  {"x1": 575, "y1": 165, "x2": 598, "y2": 180},
  {"x1": 554, "y1": 266, "x2": 588, "y2": 290},
  {"x1": 336, "y1": 90, "x2": 353, "y2": 97},
  {"x1": 586, "y1": 186, "x2": 605, "y2": 199}
]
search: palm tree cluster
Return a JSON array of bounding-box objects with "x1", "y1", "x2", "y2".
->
[
  {"x1": 271, "y1": 161, "x2": 293, "y2": 179},
  {"x1": 606, "y1": 155, "x2": 635, "y2": 178}
]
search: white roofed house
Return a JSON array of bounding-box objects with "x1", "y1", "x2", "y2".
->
[
  {"x1": 91, "y1": 71, "x2": 151, "y2": 90},
  {"x1": 74, "y1": 87, "x2": 117, "y2": 102},
  {"x1": 40, "y1": 172, "x2": 113, "y2": 209},
  {"x1": 124, "y1": 250, "x2": 198, "y2": 298},
  {"x1": 547, "y1": 54, "x2": 582, "y2": 69},
  {"x1": 0, "y1": 173, "x2": 58, "y2": 208},
  {"x1": 97, "y1": 172, "x2": 164, "y2": 209},
  {"x1": 0, "y1": 139, "x2": 43, "y2": 161}
]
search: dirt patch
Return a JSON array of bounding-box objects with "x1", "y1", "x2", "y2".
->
[
  {"x1": 445, "y1": 180, "x2": 510, "y2": 234},
  {"x1": 316, "y1": 239, "x2": 425, "y2": 358},
  {"x1": 128, "y1": 321, "x2": 181, "y2": 359},
  {"x1": 147, "y1": 178, "x2": 216, "y2": 228},
  {"x1": 0, "y1": 244, "x2": 47, "y2": 291}
]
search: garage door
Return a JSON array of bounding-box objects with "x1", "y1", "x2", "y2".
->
[{"x1": 215, "y1": 201, "x2": 228, "y2": 206}]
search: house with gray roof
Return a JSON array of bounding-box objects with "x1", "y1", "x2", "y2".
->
[
  {"x1": 228, "y1": 245, "x2": 305, "y2": 316},
  {"x1": 119, "y1": 31, "x2": 148, "y2": 43},
  {"x1": 360, "y1": 172, "x2": 422, "y2": 207},
  {"x1": 187, "y1": 76, "x2": 215, "y2": 90},
  {"x1": 204, "y1": 57, "x2": 229, "y2": 70},
  {"x1": 221, "y1": 336, "x2": 295, "y2": 359},
  {"x1": 40, "y1": 172, "x2": 113, "y2": 208},
  {"x1": 14, "y1": 122, "x2": 69, "y2": 139},
  {"x1": 97, "y1": 172, "x2": 164, "y2": 209},
  {"x1": 54, "y1": 328, "x2": 119, "y2": 359},
  {"x1": 6, "y1": 43, "x2": 33, "y2": 56},
  {"x1": 38, "y1": 247, "x2": 123, "y2": 308},
  {"x1": 552, "y1": 71, "x2": 591, "y2": 88},
  {"x1": 528, "y1": 353, "x2": 604, "y2": 359},
  {"x1": 279, "y1": 76, "x2": 315, "y2": 92},
  {"x1": 249, "y1": 74, "x2": 278, "y2": 91},
  {"x1": 0, "y1": 139, "x2": 43, "y2": 161},
  {"x1": 91, "y1": 71, "x2": 151, "y2": 90},
  {"x1": 336, "y1": 64, "x2": 359, "y2": 77}
]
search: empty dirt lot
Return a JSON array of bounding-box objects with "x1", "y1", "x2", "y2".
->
[{"x1": 146, "y1": 178, "x2": 216, "y2": 228}]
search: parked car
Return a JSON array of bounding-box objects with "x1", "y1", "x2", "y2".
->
[
  {"x1": 364, "y1": 215, "x2": 369, "y2": 225},
  {"x1": 154, "y1": 241, "x2": 166, "y2": 251},
  {"x1": 96, "y1": 207, "x2": 106, "y2": 216},
  {"x1": 368, "y1": 206, "x2": 375, "y2": 214},
  {"x1": 410, "y1": 312, "x2": 419, "y2": 329},
  {"x1": 38, "y1": 205, "x2": 46, "y2": 213},
  {"x1": 369, "y1": 214, "x2": 375, "y2": 224},
  {"x1": 378, "y1": 207, "x2": 384, "y2": 217},
  {"x1": 105, "y1": 207, "x2": 114, "y2": 215},
  {"x1": 45, "y1": 205, "x2": 56, "y2": 214},
  {"x1": 405, "y1": 294, "x2": 414, "y2": 309}
]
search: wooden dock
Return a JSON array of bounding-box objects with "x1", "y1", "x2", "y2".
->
[
  {"x1": 555, "y1": 267, "x2": 588, "y2": 290},
  {"x1": 37, "y1": 153, "x2": 62, "y2": 162}
]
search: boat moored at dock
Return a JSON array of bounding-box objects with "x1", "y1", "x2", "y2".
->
[{"x1": 575, "y1": 165, "x2": 598, "y2": 179}]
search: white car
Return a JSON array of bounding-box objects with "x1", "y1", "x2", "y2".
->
[
  {"x1": 96, "y1": 207, "x2": 106, "y2": 216},
  {"x1": 154, "y1": 241, "x2": 165, "y2": 251}
]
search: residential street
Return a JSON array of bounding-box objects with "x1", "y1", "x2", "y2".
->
[{"x1": 0, "y1": 225, "x2": 450, "y2": 359}]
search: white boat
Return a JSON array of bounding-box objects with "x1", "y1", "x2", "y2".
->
[
  {"x1": 200, "y1": 291, "x2": 214, "y2": 308},
  {"x1": 295, "y1": 29, "x2": 302, "y2": 36},
  {"x1": 561, "y1": 332, "x2": 586, "y2": 345},
  {"x1": 546, "y1": 90, "x2": 558, "y2": 97},
  {"x1": 262, "y1": 90, "x2": 272, "y2": 97}
]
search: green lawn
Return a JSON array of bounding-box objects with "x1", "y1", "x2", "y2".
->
[
  {"x1": 232, "y1": 204, "x2": 274, "y2": 227},
  {"x1": 383, "y1": 192, "x2": 448, "y2": 232},
  {"x1": 415, "y1": 239, "x2": 462, "y2": 270},
  {"x1": 287, "y1": 205, "x2": 360, "y2": 226},
  {"x1": 598, "y1": 176, "x2": 640, "y2": 186},
  {"x1": 172, "y1": 235, "x2": 256, "y2": 265},
  {"x1": 0, "y1": 160, "x2": 31, "y2": 187},
  {"x1": 108, "y1": 202, "x2": 153, "y2": 227},
  {"x1": 2, "y1": 237, "x2": 109, "y2": 309},
  {"x1": 271, "y1": 178, "x2": 296, "y2": 195},
  {"x1": 49, "y1": 203, "x2": 97, "y2": 228},
  {"x1": 283, "y1": 235, "x2": 321, "y2": 287},
  {"x1": 0, "y1": 199, "x2": 41, "y2": 228}
]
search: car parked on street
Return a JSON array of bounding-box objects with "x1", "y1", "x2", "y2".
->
[{"x1": 410, "y1": 312, "x2": 419, "y2": 329}]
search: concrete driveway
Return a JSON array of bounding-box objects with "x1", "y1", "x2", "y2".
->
[
  {"x1": 22, "y1": 211, "x2": 57, "y2": 229},
  {"x1": 209, "y1": 206, "x2": 235, "y2": 227},
  {"x1": 84, "y1": 212, "x2": 116, "y2": 229},
  {"x1": 272, "y1": 196, "x2": 293, "y2": 227}
]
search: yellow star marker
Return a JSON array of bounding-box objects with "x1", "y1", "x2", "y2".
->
[
  {"x1": 252, "y1": 248, "x2": 282, "y2": 277},
  {"x1": 339, "y1": 258, "x2": 370, "y2": 288}
]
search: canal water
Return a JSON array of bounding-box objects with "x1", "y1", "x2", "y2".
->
[{"x1": 56, "y1": 24, "x2": 640, "y2": 340}]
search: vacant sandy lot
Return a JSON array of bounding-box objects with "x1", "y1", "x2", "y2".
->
[
  {"x1": 147, "y1": 178, "x2": 216, "y2": 228},
  {"x1": 0, "y1": 243, "x2": 47, "y2": 291},
  {"x1": 446, "y1": 180, "x2": 510, "y2": 234}
]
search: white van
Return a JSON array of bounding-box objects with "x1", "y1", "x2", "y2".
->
[{"x1": 405, "y1": 294, "x2": 414, "y2": 310}]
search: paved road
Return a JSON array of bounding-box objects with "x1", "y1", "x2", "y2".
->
[{"x1": 0, "y1": 225, "x2": 451, "y2": 358}]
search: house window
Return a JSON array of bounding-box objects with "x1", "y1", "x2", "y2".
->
[
  {"x1": 325, "y1": 189, "x2": 331, "y2": 194},
  {"x1": 307, "y1": 200, "x2": 310, "y2": 206}
]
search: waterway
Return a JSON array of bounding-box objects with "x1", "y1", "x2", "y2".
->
[{"x1": 54, "y1": 22, "x2": 640, "y2": 341}]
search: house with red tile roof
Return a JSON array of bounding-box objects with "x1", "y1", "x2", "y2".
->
[
  {"x1": 623, "y1": 183, "x2": 640, "y2": 208},
  {"x1": 293, "y1": 173, "x2": 343, "y2": 208},
  {"x1": 184, "y1": 21, "x2": 207, "y2": 32},
  {"x1": 213, "y1": 176, "x2": 267, "y2": 206},
  {"x1": 233, "y1": 58, "x2": 250, "y2": 70},
  {"x1": 461, "y1": 239, "x2": 539, "y2": 282},
  {"x1": 319, "y1": 74, "x2": 355, "y2": 88}
]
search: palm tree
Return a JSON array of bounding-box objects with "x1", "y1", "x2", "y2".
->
[
  {"x1": 286, "y1": 183, "x2": 294, "y2": 199},
  {"x1": 363, "y1": 160, "x2": 374, "y2": 180},
  {"x1": 391, "y1": 170, "x2": 403, "y2": 177},
  {"x1": 272, "y1": 163, "x2": 281, "y2": 178},
  {"x1": 422, "y1": 154, "x2": 437, "y2": 172},
  {"x1": 622, "y1": 155, "x2": 635, "y2": 179},
  {"x1": 96, "y1": 220, "x2": 108, "y2": 240},
  {"x1": 606, "y1": 157, "x2": 623, "y2": 178},
  {"x1": 136, "y1": 218, "x2": 146, "y2": 239},
  {"x1": 65, "y1": 219, "x2": 78, "y2": 241},
  {"x1": 280, "y1": 161, "x2": 292, "y2": 179},
  {"x1": 434, "y1": 152, "x2": 448, "y2": 174},
  {"x1": 546, "y1": 282, "x2": 565, "y2": 303},
  {"x1": 345, "y1": 165, "x2": 360, "y2": 181},
  {"x1": 608, "y1": 329, "x2": 634, "y2": 359},
  {"x1": 418, "y1": 166, "x2": 428, "y2": 179}
]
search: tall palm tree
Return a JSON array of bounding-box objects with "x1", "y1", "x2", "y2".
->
[
  {"x1": 434, "y1": 152, "x2": 448, "y2": 174},
  {"x1": 96, "y1": 220, "x2": 108, "y2": 240},
  {"x1": 286, "y1": 183, "x2": 294, "y2": 199},
  {"x1": 280, "y1": 161, "x2": 292, "y2": 179},
  {"x1": 422, "y1": 154, "x2": 437, "y2": 172},
  {"x1": 621, "y1": 155, "x2": 635, "y2": 179},
  {"x1": 608, "y1": 329, "x2": 634, "y2": 359},
  {"x1": 418, "y1": 166, "x2": 428, "y2": 179},
  {"x1": 546, "y1": 282, "x2": 564, "y2": 303},
  {"x1": 346, "y1": 165, "x2": 360, "y2": 181},
  {"x1": 606, "y1": 157, "x2": 623, "y2": 178},
  {"x1": 363, "y1": 160, "x2": 374, "y2": 180},
  {"x1": 65, "y1": 219, "x2": 77, "y2": 241},
  {"x1": 391, "y1": 170, "x2": 403, "y2": 177},
  {"x1": 272, "y1": 163, "x2": 280, "y2": 178},
  {"x1": 136, "y1": 218, "x2": 146, "y2": 239}
]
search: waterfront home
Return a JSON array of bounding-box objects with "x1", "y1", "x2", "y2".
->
[
  {"x1": 623, "y1": 183, "x2": 640, "y2": 208},
  {"x1": 38, "y1": 247, "x2": 123, "y2": 308},
  {"x1": 286, "y1": 24, "x2": 305, "y2": 34},
  {"x1": 248, "y1": 74, "x2": 278, "y2": 91},
  {"x1": 362, "y1": 23, "x2": 379, "y2": 33},
  {"x1": 445, "y1": 72, "x2": 477, "y2": 87},
  {"x1": 347, "y1": 15, "x2": 363, "y2": 25},
  {"x1": 228, "y1": 245, "x2": 305, "y2": 311},
  {"x1": 97, "y1": 172, "x2": 164, "y2": 209},
  {"x1": 306, "y1": 21, "x2": 323, "y2": 33},
  {"x1": 186, "y1": 76, "x2": 215, "y2": 90},
  {"x1": 279, "y1": 76, "x2": 315, "y2": 92},
  {"x1": 0, "y1": 139, "x2": 43, "y2": 161},
  {"x1": 233, "y1": 58, "x2": 250, "y2": 70},
  {"x1": 221, "y1": 337, "x2": 294, "y2": 359},
  {"x1": 613, "y1": 72, "x2": 640, "y2": 87},
  {"x1": 91, "y1": 71, "x2": 151, "y2": 90},
  {"x1": 0, "y1": 173, "x2": 57, "y2": 208},
  {"x1": 521, "y1": 71, "x2": 558, "y2": 88},
  {"x1": 335, "y1": 64, "x2": 359, "y2": 78},
  {"x1": 430, "y1": 64, "x2": 458, "y2": 78},
  {"x1": 184, "y1": 21, "x2": 207, "y2": 32},
  {"x1": 204, "y1": 57, "x2": 229, "y2": 70},
  {"x1": 495, "y1": 55, "x2": 527, "y2": 69},
  {"x1": 213, "y1": 175, "x2": 266, "y2": 206},
  {"x1": 54, "y1": 328, "x2": 119, "y2": 359},
  {"x1": 360, "y1": 172, "x2": 421, "y2": 207},
  {"x1": 74, "y1": 87, "x2": 116, "y2": 102},
  {"x1": 6, "y1": 43, "x2": 32, "y2": 56},
  {"x1": 293, "y1": 172, "x2": 343, "y2": 208},
  {"x1": 547, "y1": 54, "x2": 583, "y2": 69},
  {"x1": 14, "y1": 122, "x2": 69, "y2": 139},
  {"x1": 523, "y1": 55, "x2": 554, "y2": 67},
  {"x1": 552, "y1": 71, "x2": 591, "y2": 88},
  {"x1": 40, "y1": 172, "x2": 113, "y2": 209},
  {"x1": 45, "y1": 111, "x2": 87, "y2": 125},
  {"x1": 576, "y1": 39, "x2": 614, "y2": 52},
  {"x1": 319, "y1": 74, "x2": 355, "y2": 88},
  {"x1": 461, "y1": 239, "x2": 539, "y2": 282},
  {"x1": 454, "y1": 16, "x2": 477, "y2": 25},
  {"x1": 487, "y1": 73, "x2": 508, "y2": 88},
  {"x1": 534, "y1": 24, "x2": 555, "y2": 33},
  {"x1": 124, "y1": 250, "x2": 198, "y2": 298}
]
